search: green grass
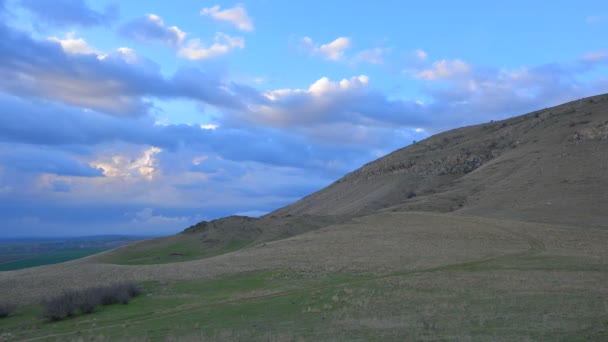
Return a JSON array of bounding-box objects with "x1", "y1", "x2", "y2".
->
[
  {"x1": 0, "y1": 248, "x2": 109, "y2": 271},
  {"x1": 2, "y1": 257, "x2": 607, "y2": 341},
  {"x1": 98, "y1": 238, "x2": 252, "y2": 265}
]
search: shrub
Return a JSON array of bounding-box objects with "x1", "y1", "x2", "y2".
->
[
  {"x1": 0, "y1": 302, "x2": 16, "y2": 318},
  {"x1": 42, "y1": 290, "x2": 80, "y2": 321},
  {"x1": 77, "y1": 288, "x2": 101, "y2": 314},
  {"x1": 41, "y1": 282, "x2": 142, "y2": 321}
]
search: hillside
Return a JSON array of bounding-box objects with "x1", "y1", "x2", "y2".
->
[
  {"x1": 2, "y1": 95, "x2": 608, "y2": 341},
  {"x1": 97, "y1": 94, "x2": 608, "y2": 265},
  {"x1": 272, "y1": 94, "x2": 608, "y2": 228}
]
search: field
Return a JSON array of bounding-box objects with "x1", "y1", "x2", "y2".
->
[
  {"x1": 1, "y1": 212, "x2": 607, "y2": 341},
  {"x1": 0, "y1": 236, "x2": 144, "y2": 272}
]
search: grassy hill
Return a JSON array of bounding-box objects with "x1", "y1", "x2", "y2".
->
[
  {"x1": 274, "y1": 94, "x2": 608, "y2": 228},
  {"x1": 1, "y1": 95, "x2": 607, "y2": 341}
]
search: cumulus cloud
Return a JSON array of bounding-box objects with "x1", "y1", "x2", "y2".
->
[
  {"x1": 0, "y1": 23, "x2": 249, "y2": 115},
  {"x1": 120, "y1": 14, "x2": 186, "y2": 48},
  {"x1": 48, "y1": 31, "x2": 97, "y2": 55},
  {"x1": 415, "y1": 59, "x2": 471, "y2": 80},
  {"x1": 302, "y1": 36, "x2": 351, "y2": 61},
  {"x1": 238, "y1": 75, "x2": 425, "y2": 128},
  {"x1": 200, "y1": 4, "x2": 253, "y2": 31},
  {"x1": 19, "y1": 0, "x2": 118, "y2": 27},
  {"x1": 91, "y1": 146, "x2": 162, "y2": 181},
  {"x1": 178, "y1": 33, "x2": 244, "y2": 60}
]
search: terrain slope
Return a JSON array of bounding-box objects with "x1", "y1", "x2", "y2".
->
[
  {"x1": 1, "y1": 94, "x2": 607, "y2": 340},
  {"x1": 274, "y1": 94, "x2": 608, "y2": 228}
]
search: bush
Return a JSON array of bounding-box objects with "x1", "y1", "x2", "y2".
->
[
  {"x1": 97, "y1": 283, "x2": 140, "y2": 305},
  {"x1": 41, "y1": 282, "x2": 142, "y2": 321},
  {"x1": 0, "y1": 302, "x2": 16, "y2": 318},
  {"x1": 77, "y1": 288, "x2": 101, "y2": 314},
  {"x1": 42, "y1": 290, "x2": 80, "y2": 321}
]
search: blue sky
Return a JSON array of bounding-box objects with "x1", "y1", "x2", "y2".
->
[{"x1": 0, "y1": 0, "x2": 606, "y2": 236}]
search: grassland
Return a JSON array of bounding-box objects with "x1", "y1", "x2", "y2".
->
[
  {"x1": 1, "y1": 212, "x2": 607, "y2": 341},
  {"x1": 0, "y1": 248, "x2": 108, "y2": 271},
  {"x1": 97, "y1": 237, "x2": 252, "y2": 265},
  {"x1": 0, "y1": 236, "x2": 143, "y2": 271},
  {"x1": 1, "y1": 256, "x2": 606, "y2": 341}
]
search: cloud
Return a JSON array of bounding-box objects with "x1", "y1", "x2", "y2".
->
[
  {"x1": 50, "y1": 180, "x2": 71, "y2": 193},
  {"x1": 581, "y1": 51, "x2": 607, "y2": 64},
  {"x1": 237, "y1": 75, "x2": 426, "y2": 128},
  {"x1": 19, "y1": 0, "x2": 118, "y2": 27},
  {"x1": 91, "y1": 147, "x2": 162, "y2": 181},
  {"x1": 0, "y1": 144, "x2": 104, "y2": 177},
  {"x1": 415, "y1": 59, "x2": 471, "y2": 80},
  {"x1": 408, "y1": 53, "x2": 608, "y2": 131},
  {"x1": 302, "y1": 36, "x2": 351, "y2": 61},
  {"x1": 200, "y1": 4, "x2": 253, "y2": 31},
  {"x1": 178, "y1": 33, "x2": 244, "y2": 60},
  {"x1": 130, "y1": 208, "x2": 193, "y2": 225},
  {"x1": 48, "y1": 32, "x2": 97, "y2": 54},
  {"x1": 0, "y1": 23, "x2": 250, "y2": 115},
  {"x1": 353, "y1": 48, "x2": 384, "y2": 65},
  {"x1": 415, "y1": 49, "x2": 428, "y2": 61},
  {"x1": 120, "y1": 14, "x2": 186, "y2": 48}
]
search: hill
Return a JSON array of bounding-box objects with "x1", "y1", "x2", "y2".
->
[
  {"x1": 273, "y1": 94, "x2": 608, "y2": 228},
  {"x1": 1, "y1": 94, "x2": 607, "y2": 341}
]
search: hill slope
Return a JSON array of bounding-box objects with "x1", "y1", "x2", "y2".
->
[{"x1": 272, "y1": 94, "x2": 608, "y2": 228}]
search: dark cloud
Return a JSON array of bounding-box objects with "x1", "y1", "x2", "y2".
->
[
  {"x1": 0, "y1": 144, "x2": 104, "y2": 177},
  {"x1": 19, "y1": 0, "x2": 118, "y2": 27},
  {"x1": 0, "y1": 95, "x2": 381, "y2": 174},
  {"x1": 119, "y1": 14, "x2": 185, "y2": 47},
  {"x1": 51, "y1": 181, "x2": 71, "y2": 193}
]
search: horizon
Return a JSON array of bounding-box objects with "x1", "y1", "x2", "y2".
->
[{"x1": 1, "y1": 0, "x2": 607, "y2": 236}]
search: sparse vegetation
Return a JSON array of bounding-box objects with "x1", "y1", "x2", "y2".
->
[{"x1": 42, "y1": 282, "x2": 142, "y2": 321}]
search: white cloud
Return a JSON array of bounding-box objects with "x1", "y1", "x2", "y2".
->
[
  {"x1": 302, "y1": 36, "x2": 351, "y2": 61},
  {"x1": 354, "y1": 48, "x2": 384, "y2": 65},
  {"x1": 415, "y1": 59, "x2": 471, "y2": 80},
  {"x1": 200, "y1": 4, "x2": 253, "y2": 31},
  {"x1": 178, "y1": 33, "x2": 244, "y2": 60},
  {"x1": 48, "y1": 32, "x2": 97, "y2": 55},
  {"x1": 120, "y1": 14, "x2": 186, "y2": 48},
  {"x1": 415, "y1": 49, "x2": 428, "y2": 61},
  {"x1": 263, "y1": 75, "x2": 369, "y2": 101},
  {"x1": 240, "y1": 75, "x2": 413, "y2": 128},
  {"x1": 91, "y1": 146, "x2": 162, "y2": 181}
]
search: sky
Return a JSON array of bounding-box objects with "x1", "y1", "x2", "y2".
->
[{"x1": 0, "y1": 0, "x2": 607, "y2": 237}]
